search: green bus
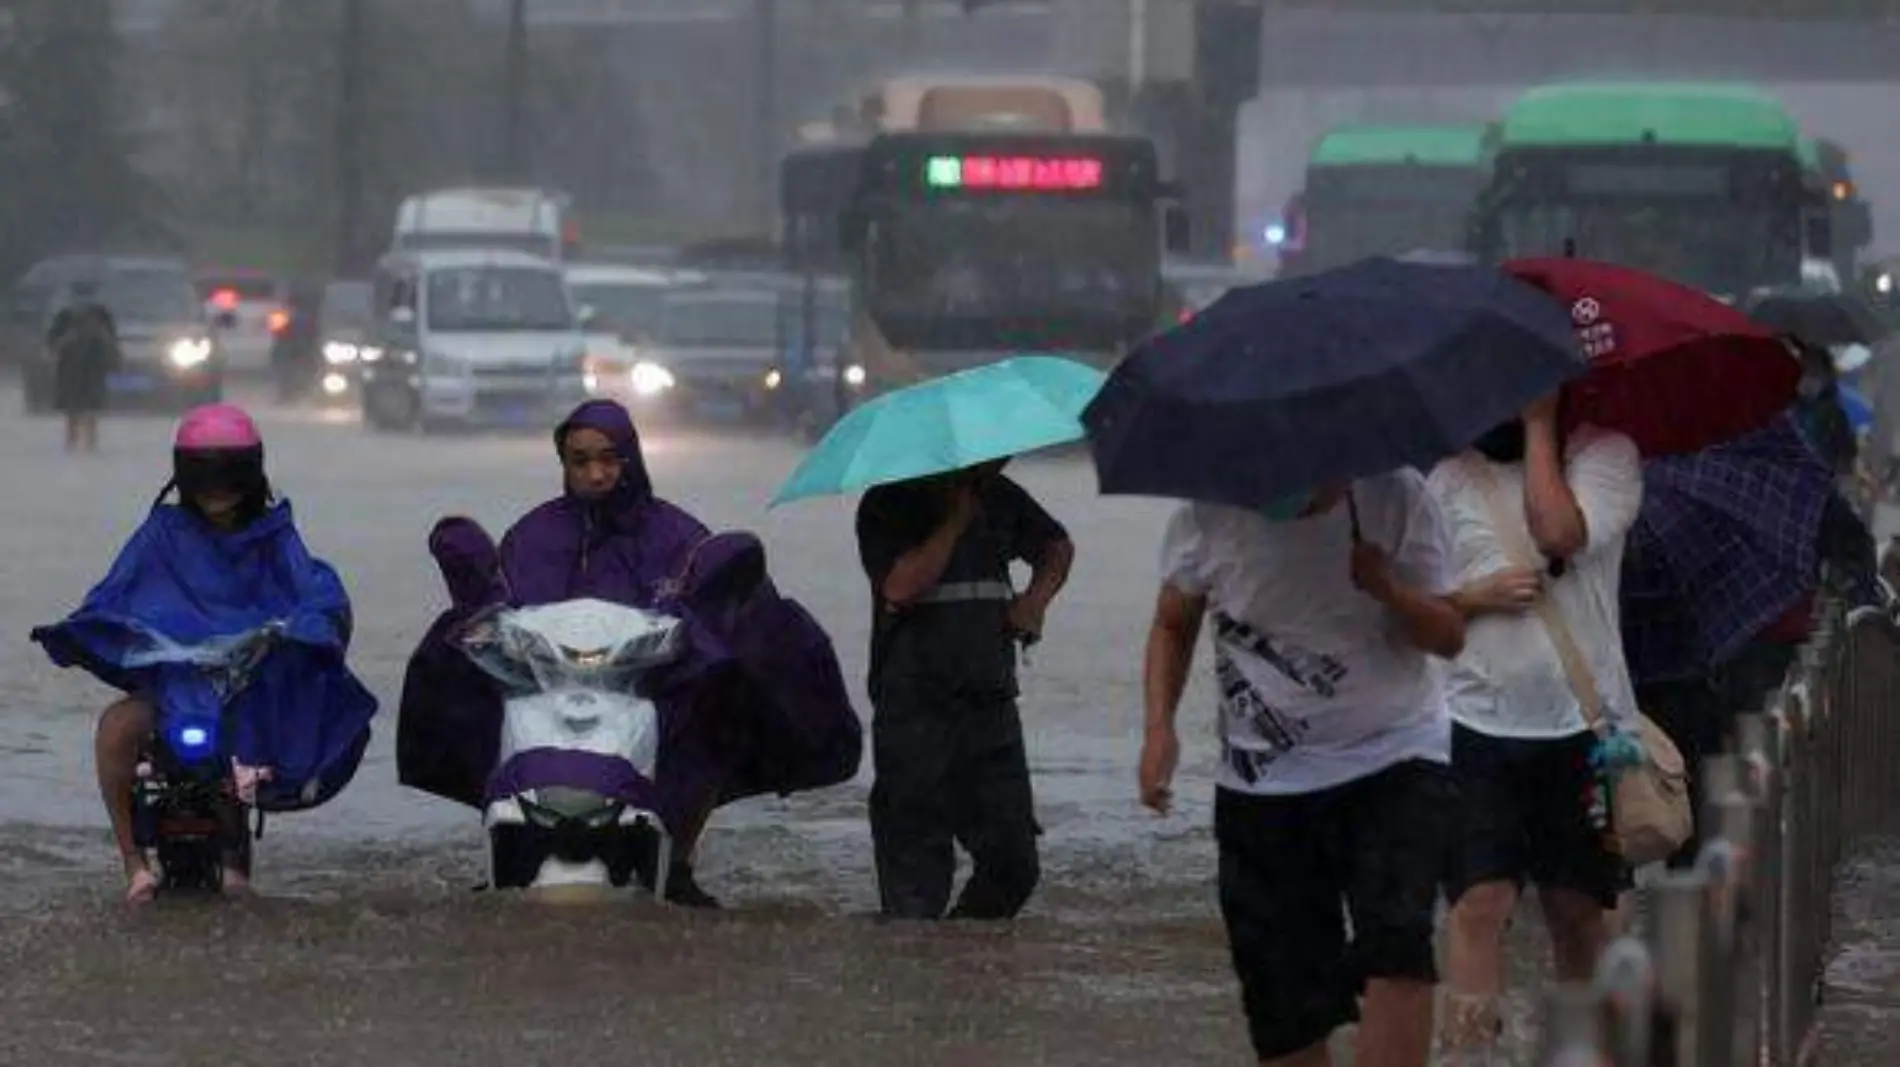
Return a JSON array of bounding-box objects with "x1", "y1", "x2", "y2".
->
[
  {"x1": 1279, "y1": 123, "x2": 1490, "y2": 277},
  {"x1": 1470, "y1": 82, "x2": 1831, "y2": 298}
]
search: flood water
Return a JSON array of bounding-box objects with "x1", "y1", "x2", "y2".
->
[{"x1": 0, "y1": 401, "x2": 1890, "y2": 1064}]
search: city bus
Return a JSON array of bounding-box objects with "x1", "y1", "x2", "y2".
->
[
  {"x1": 837, "y1": 130, "x2": 1187, "y2": 390},
  {"x1": 855, "y1": 75, "x2": 1107, "y2": 134},
  {"x1": 1276, "y1": 123, "x2": 1491, "y2": 277},
  {"x1": 1469, "y1": 82, "x2": 1829, "y2": 299}
]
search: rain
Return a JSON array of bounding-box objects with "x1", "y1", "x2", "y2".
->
[{"x1": 2, "y1": 1, "x2": 1899, "y2": 1063}]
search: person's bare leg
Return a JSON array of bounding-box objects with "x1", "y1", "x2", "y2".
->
[
  {"x1": 95, "y1": 699, "x2": 156, "y2": 902},
  {"x1": 1260, "y1": 1042, "x2": 1330, "y2": 1067},
  {"x1": 1442, "y1": 881, "x2": 1518, "y2": 1061},
  {"x1": 1355, "y1": 978, "x2": 1435, "y2": 1067},
  {"x1": 1538, "y1": 886, "x2": 1609, "y2": 982},
  {"x1": 82, "y1": 413, "x2": 100, "y2": 453},
  {"x1": 219, "y1": 803, "x2": 253, "y2": 895}
]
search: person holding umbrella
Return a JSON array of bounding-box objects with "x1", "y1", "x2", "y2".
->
[
  {"x1": 1425, "y1": 394, "x2": 1644, "y2": 1062},
  {"x1": 1089, "y1": 255, "x2": 1590, "y2": 1067},
  {"x1": 47, "y1": 278, "x2": 121, "y2": 454},
  {"x1": 1139, "y1": 472, "x2": 1465, "y2": 1067},
  {"x1": 773, "y1": 356, "x2": 1097, "y2": 920},
  {"x1": 857, "y1": 458, "x2": 1072, "y2": 920}
]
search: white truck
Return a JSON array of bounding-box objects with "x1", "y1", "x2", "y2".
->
[{"x1": 391, "y1": 188, "x2": 577, "y2": 263}]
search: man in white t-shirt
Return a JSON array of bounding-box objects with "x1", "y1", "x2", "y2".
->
[
  {"x1": 1139, "y1": 471, "x2": 1465, "y2": 1067},
  {"x1": 1423, "y1": 392, "x2": 1642, "y2": 1062}
]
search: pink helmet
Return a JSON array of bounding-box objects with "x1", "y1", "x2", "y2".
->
[{"x1": 173, "y1": 403, "x2": 262, "y2": 451}]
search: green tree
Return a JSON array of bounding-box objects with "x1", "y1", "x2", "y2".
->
[{"x1": 0, "y1": 0, "x2": 160, "y2": 281}]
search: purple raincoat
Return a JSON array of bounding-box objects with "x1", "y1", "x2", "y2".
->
[{"x1": 395, "y1": 400, "x2": 862, "y2": 833}]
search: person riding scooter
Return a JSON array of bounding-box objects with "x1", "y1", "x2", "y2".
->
[
  {"x1": 397, "y1": 399, "x2": 861, "y2": 907},
  {"x1": 32, "y1": 404, "x2": 378, "y2": 903}
]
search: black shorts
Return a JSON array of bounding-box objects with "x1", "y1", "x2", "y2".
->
[
  {"x1": 1215, "y1": 759, "x2": 1452, "y2": 1062},
  {"x1": 1444, "y1": 725, "x2": 1632, "y2": 909}
]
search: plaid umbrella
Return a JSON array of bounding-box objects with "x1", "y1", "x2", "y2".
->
[{"x1": 1620, "y1": 413, "x2": 1832, "y2": 684}]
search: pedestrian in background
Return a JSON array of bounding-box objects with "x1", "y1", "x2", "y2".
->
[{"x1": 47, "y1": 278, "x2": 119, "y2": 454}]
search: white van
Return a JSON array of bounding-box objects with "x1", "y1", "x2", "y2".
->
[
  {"x1": 391, "y1": 188, "x2": 576, "y2": 262},
  {"x1": 359, "y1": 250, "x2": 591, "y2": 433}
]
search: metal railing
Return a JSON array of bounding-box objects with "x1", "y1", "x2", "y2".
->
[{"x1": 1536, "y1": 591, "x2": 1900, "y2": 1065}]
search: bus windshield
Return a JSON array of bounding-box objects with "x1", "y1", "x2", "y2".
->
[
  {"x1": 866, "y1": 198, "x2": 1153, "y2": 322},
  {"x1": 1301, "y1": 202, "x2": 1476, "y2": 271},
  {"x1": 1495, "y1": 200, "x2": 1800, "y2": 296}
]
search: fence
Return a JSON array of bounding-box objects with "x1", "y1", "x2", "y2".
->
[{"x1": 1534, "y1": 585, "x2": 1900, "y2": 1065}]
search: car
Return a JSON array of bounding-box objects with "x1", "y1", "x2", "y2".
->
[
  {"x1": 195, "y1": 269, "x2": 290, "y2": 378},
  {"x1": 563, "y1": 262, "x2": 707, "y2": 410},
  {"x1": 1163, "y1": 258, "x2": 1263, "y2": 323},
  {"x1": 22, "y1": 256, "x2": 223, "y2": 414},
  {"x1": 359, "y1": 249, "x2": 590, "y2": 433},
  {"x1": 640, "y1": 286, "x2": 789, "y2": 425},
  {"x1": 773, "y1": 277, "x2": 869, "y2": 436},
  {"x1": 271, "y1": 279, "x2": 375, "y2": 407}
]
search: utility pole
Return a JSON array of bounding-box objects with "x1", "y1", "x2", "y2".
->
[
  {"x1": 755, "y1": 0, "x2": 777, "y2": 234},
  {"x1": 900, "y1": 0, "x2": 920, "y2": 60},
  {"x1": 503, "y1": 0, "x2": 529, "y2": 182},
  {"x1": 334, "y1": 0, "x2": 366, "y2": 274},
  {"x1": 1127, "y1": 0, "x2": 1147, "y2": 92}
]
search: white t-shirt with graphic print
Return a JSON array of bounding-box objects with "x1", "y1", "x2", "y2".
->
[
  {"x1": 1424, "y1": 427, "x2": 1643, "y2": 740},
  {"x1": 1160, "y1": 469, "x2": 1458, "y2": 797}
]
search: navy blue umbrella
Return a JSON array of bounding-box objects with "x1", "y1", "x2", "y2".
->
[{"x1": 1083, "y1": 256, "x2": 1589, "y2": 510}]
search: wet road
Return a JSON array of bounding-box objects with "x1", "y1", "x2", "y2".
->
[{"x1": 0, "y1": 398, "x2": 1813, "y2": 1064}]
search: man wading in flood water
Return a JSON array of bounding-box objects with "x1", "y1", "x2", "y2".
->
[
  {"x1": 856, "y1": 459, "x2": 1073, "y2": 920},
  {"x1": 1139, "y1": 473, "x2": 1465, "y2": 1067}
]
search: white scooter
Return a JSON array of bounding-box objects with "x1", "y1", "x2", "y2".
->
[{"x1": 461, "y1": 598, "x2": 682, "y2": 897}]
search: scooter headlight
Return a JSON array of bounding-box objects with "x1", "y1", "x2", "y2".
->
[
  {"x1": 322, "y1": 341, "x2": 360, "y2": 365},
  {"x1": 842, "y1": 363, "x2": 867, "y2": 388}
]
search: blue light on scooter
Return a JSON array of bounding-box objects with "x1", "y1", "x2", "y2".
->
[{"x1": 171, "y1": 722, "x2": 215, "y2": 757}]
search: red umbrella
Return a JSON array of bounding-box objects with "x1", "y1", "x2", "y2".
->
[{"x1": 1502, "y1": 257, "x2": 1801, "y2": 456}]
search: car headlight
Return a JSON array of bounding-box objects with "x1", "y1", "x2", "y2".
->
[
  {"x1": 843, "y1": 363, "x2": 867, "y2": 388},
  {"x1": 359, "y1": 345, "x2": 385, "y2": 363},
  {"x1": 629, "y1": 361, "x2": 675, "y2": 397},
  {"x1": 167, "y1": 337, "x2": 213, "y2": 369},
  {"x1": 322, "y1": 341, "x2": 360, "y2": 365},
  {"x1": 1878, "y1": 272, "x2": 1894, "y2": 295}
]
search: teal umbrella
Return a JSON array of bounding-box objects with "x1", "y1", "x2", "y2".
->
[{"x1": 771, "y1": 355, "x2": 1107, "y2": 506}]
